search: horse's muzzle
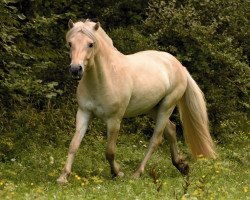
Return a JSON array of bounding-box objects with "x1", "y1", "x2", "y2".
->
[{"x1": 69, "y1": 64, "x2": 83, "y2": 79}]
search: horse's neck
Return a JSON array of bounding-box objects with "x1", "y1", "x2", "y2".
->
[{"x1": 85, "y1": 45, "x2": 124, "y2": 91}]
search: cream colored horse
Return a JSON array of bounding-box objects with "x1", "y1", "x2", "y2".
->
[{"x1": 57, "y1": 19, "x2": 216, "y2": 183}]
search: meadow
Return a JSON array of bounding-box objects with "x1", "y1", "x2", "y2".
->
[{"x1": 0, "y1": 107, "x2": 249, "y2": 200}]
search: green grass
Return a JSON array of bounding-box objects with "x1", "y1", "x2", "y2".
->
[
  {"x1": 0, "y1": 107, "x2": 249, "y2": 199},
  {"x1": 0, "y1": 104, "x2": 250, "y2": 200}
]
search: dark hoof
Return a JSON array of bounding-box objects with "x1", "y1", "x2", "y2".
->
[
  {"x1": 111, "y1": 171, "x2": 124, "y2": 179},
  {"x1": 111, "y1": 172, "x2": 117, "y2": 179},
  {"x1": 173, "y1": 159, "x2": 190, "y2": 176},
  {"x1": 178, "y1": 161, "x2": 189, "y2": 176}
]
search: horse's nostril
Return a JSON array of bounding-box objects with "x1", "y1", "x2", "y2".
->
[
  {"x1": 78, "y1": 65, "x2": 82, "y2": 72},
  {"x1": 69, "y1": 64, "x2": 83, "y2": 78}
]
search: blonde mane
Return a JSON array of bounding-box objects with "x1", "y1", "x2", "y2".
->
[{"x1": 66, "y1": 20, "x2": 116, "y2": 50}]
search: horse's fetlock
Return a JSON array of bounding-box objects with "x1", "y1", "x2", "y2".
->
[
  {"x1": 105, "y1": 152, "x2": 115, "y2": 161},
  {"x1": 63, "y1": 168, "x2": 71, "y2": 176},
  {"x1": 172, "y1": 156, "x2": 179, "y2": 164}
]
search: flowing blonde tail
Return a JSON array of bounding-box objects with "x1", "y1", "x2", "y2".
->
[{"x1": 178, "y1": 70, "x2": 216, "y2": 158}]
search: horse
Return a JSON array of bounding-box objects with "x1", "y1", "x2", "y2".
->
[{"x1": 57, "y1": 19, "x2": 216, "y2": 183}]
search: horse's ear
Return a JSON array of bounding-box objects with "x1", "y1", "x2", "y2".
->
[
  {"x1": 68, "y1": 19, "x2": 74, "y2": 29},
  {"x1": 94, "y1": 22, "x2": 100, "y2": 31}
]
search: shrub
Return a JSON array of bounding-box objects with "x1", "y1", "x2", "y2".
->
[{"x1": 144, "y1": 0, "x2": 249, "y2": 136}]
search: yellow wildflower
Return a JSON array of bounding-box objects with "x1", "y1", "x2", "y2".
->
[{"x1": 75, "y1": 174, "x2": 81, "y2": 180}]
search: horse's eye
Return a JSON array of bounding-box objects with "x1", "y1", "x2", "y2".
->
[
  {"x1": 68, "y1": 42, "x2": 72, "y2": 47},
  {"x1": 89, "y1": 43, "x2": 94, "y2": 48}
]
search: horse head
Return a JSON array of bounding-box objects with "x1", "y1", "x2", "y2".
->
[{"x1": 66, "y1": 19, "x2": 100, "y2": 79}]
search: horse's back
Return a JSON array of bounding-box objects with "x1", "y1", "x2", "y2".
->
[
  {"x1": 127, "y1": 50, "x2": 184, "y2": 79},
  {"x1": 126, "y1": 50, "x2": 186, "y2": 91},
  {"x1": 123, "y1": 50, "x2": 187, "y2": 117}
]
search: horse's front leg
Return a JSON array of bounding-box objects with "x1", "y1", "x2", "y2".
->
[
  {"x1": 57, "y1": 109, "x2": 92, "y2": 184},
  {"x1": 106, "y1": 118, "x2": 124, "y2": 178}
]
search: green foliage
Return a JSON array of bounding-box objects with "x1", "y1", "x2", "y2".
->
[
  {"x1": 0, "y1": 103, "x2": 74, "y2": 161},
  {"x1": 0, "y1": 1, "x2": 68, "y2": 109},
  {"x1": 110, "y1": 26, "x2": 158, "y2": 54},
  {"x1": 145, "y1": 0, "x2": 249, "y2": 135}
]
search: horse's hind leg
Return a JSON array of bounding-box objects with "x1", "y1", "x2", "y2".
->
[
  {"x1": 132, "y1": 107, "x2": 174, "y2": 178},
  {"x1": 164, "y1": 120, "x2": 189, "y2": 175}
]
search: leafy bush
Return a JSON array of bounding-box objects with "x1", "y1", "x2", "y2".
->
[
  {"x1": 0, "y1": 1, "x2": 68, "y2": 109},
  {"x1": 145, "y1": 0, "x2": 249, "y2": 136},
  {"x1": 110, "y1": 26, "x2": 158, "y2": 54}
]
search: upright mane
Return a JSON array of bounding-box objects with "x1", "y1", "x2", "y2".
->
[{"x1": 66, "y1": 19, "x2": 116, "y2": 50}]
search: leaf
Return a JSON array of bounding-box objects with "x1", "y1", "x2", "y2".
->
[
  {"x1": 17, "y1": 13, "x2": 26, "y2": 20},
  {"x1": 47, "y1": 82, "x2": 58, "y2": 89},
  {"x1": 46, "y1": 92, "x2": 57, "y2": 99}
]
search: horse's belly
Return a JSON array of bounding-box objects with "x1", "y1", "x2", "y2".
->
[
  {"x1": 124, "y1": 102, "x2": 157, "y2": 117},
  {"x1": 124, "y1": 88, "x2": 165, "y2": 117},
  {"x1": 123, "y1": 64, "x2": 169, "y2": 117}
]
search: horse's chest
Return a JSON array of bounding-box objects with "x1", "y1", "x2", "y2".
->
[
  {"x1": 78, "y1": 97, "x2": 119, "y2": 118},
  {"x1": 83, "y1": 100, "x2": 105, "y2": 117},
  {"x1": 77, "y1": 84, "x2": 127, "y2": 118}
]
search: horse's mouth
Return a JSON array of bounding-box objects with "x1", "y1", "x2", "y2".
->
[
  {"x1": 70, "y1": 69, "x2": 83, "y2": 80},
  {"x1": 71, "y1": 74, "x2": 82, "y2": 80},
  {"x1": 69, "y1": 65, "x2": 84, "y2": 80}
]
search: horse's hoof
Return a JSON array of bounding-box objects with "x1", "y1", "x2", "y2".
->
[
  {"x1": 173, "y1": 157, "x2": 190, "y2": 176},
  {"x1": 57, "y1": 176, "x2": 68, "y2": 184},
  {"x1": 132, "y1": 172, "x2": 141, "y2": 179},
  {"x1": 117, "y1": 171, "x2": 125, "y2": 178},
  {"x1": 111, "y1": 171, "x2": 125, "y2": 179},
  {"x1": 179, "y1": 162, "x2": 189, "y2": 176}
]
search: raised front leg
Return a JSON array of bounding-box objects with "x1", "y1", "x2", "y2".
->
[
  {"x1": 105, "y1": 118, "x2": 124, "y2": 178},
  {"x1": 57, "y1": 109, "x2": 92, "y2": 184},
  {"x1": 164, "y1": 120, "x2": 189, "y2": 175}
]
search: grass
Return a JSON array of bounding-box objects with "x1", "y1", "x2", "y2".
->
[{"x1": 0, "y1": 107, "x2": 249, "y2": 199}]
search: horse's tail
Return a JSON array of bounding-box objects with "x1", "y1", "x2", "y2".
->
[{"x1": 178, "y1": 69, "x2": 216, "y2": 158}]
